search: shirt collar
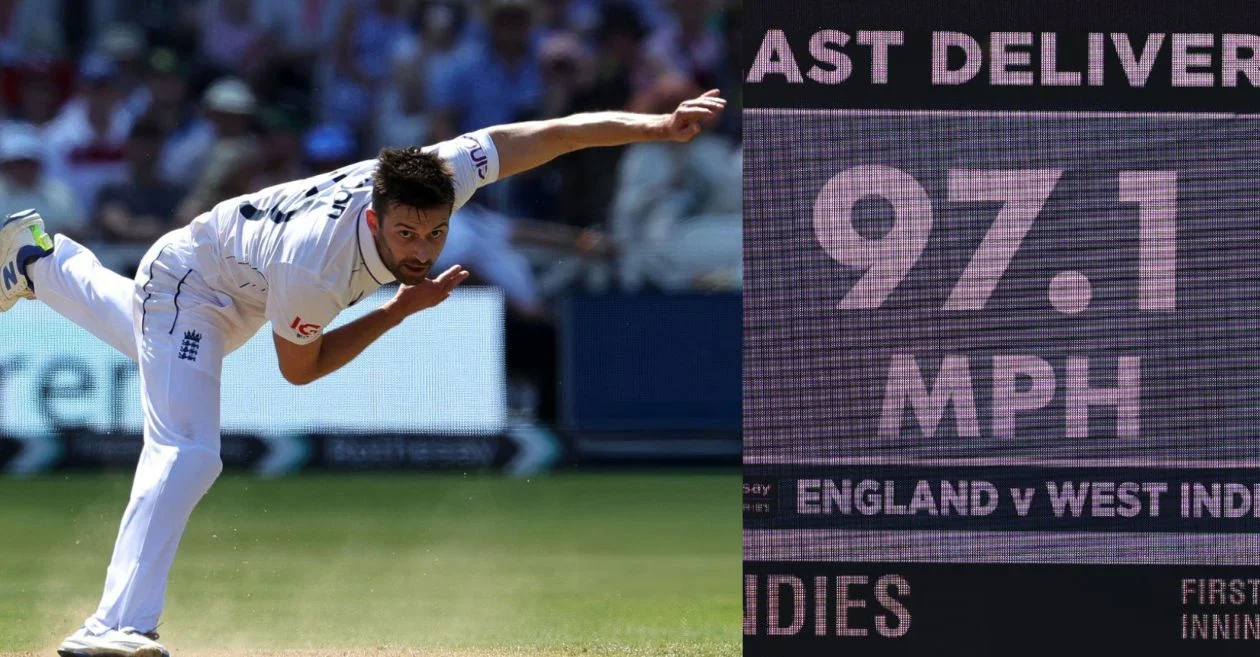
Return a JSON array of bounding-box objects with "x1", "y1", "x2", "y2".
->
[{"x1": 357, "y1": 208, "x2": 396, "y2": 285}]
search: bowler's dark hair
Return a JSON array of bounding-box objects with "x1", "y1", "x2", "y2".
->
[{"x1": 371, "y1": 147, "x2": 455, "y2": 218}]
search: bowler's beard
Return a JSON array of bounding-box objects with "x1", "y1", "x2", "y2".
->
[{"x1": 373, "y1": 230, "x2": 431, "y2": 286}]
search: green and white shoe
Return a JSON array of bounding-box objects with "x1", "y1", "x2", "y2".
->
[{"x1": 0, "y1": 208, "x2": 54, "y2": 312}]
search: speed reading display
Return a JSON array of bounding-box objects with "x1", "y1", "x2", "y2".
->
[
  {"x1": 747, "y1": 112, "x2": 1260, "y2": 459},
  {"x1": 743, "y1": 2, "x2": 1260, "y2": 655},
  {"x1": 816, "y1": 167, "x2": 1176, "y2": 313},
  {"x1": 816, "y1": 163, "x2": 1177, "y2": 444}
]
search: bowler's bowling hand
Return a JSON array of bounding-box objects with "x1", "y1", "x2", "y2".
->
[
  {"x1": 661, "y1": 89, "x2": 727, "y2": 142},
  {"x1": 386, "y1": 265, "x2": 471, "y2": 317}
]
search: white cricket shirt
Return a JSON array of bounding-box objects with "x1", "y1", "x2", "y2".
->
[{"x1": 181, "y1": 130, "x2": 500, "y2": 346}]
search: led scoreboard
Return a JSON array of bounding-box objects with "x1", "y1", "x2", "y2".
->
[{"x1": 743, "y1": 1, "x2": 1260, "y2": 654}]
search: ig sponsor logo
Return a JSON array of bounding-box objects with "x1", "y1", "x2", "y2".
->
[{"x1": 290, "y1": 317, "x2": 322, "y2": 338}]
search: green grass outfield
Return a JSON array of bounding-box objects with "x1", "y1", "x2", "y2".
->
[{"x1": 0, "y1": 471, "x2": 738, "y2": 657}]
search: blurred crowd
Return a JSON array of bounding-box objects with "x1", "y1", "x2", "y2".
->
[{"x1": 0, "y1": 0, "x2": 742, "y2": 307}]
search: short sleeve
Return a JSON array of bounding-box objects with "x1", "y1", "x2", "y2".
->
[
  {"x1": 423, "y1": 130, "x2": 500, "y2": 210},
  {"x1": 266, "y1": 265, "x2": 344, "y2": 345}
]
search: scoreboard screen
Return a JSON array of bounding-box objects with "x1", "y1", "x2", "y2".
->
[{"x1": 743, "y1": 2, "x2": 1260, "y2": 654}]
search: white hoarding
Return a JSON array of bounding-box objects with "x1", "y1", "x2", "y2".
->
[{"x1": 0, "y1": 288, "x2": 506, "y2": 436}]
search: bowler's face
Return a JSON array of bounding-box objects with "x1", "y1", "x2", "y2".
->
[{"x1": 367, "y1": 204, "x2": 452, "y2": 285}]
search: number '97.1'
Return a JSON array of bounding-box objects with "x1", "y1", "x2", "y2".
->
[{"x1": 813, "y1": 167, "x2": 1177, "y2": 313}]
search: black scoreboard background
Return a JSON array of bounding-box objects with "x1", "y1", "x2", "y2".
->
[{"x1": 744, "y1": 1, "x2": 1260, "y2": 655}]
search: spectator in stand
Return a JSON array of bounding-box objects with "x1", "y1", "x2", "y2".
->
[
  {"x1": 95, "y1": 117, "x2": 187, "y2": 244},
  {"x1": 243, "y1": 0, "x2": 327, "y2": 128},
  {"x1": 323, "y1": 0, "x2": 413, "y2": 133},
  {"x1": 370, "y1": 34, "x2": 428, "y2": 152},
  {"x1": 418, "y1": 1, "x2": 473, "y2": 80},
  {"x1": 516, "y1": 31, "x2": 593, "y2": 217},
  {"x1": 0, "y1": 0, "x2": 66, "y2": 67},
  {"x1": 596, "y1": 1, "x2": 668, "y2": 107},
  {"x1": 8, "y1": 60, "x2": 66, "y2": 129},
  {"x1": 0, "y1": 123, "x2": 86, "y2": 239},
  {"x1": 197, "y1": 0, "x2": 275, "y2": 80},
  {"x1": 175, "y1": 135, "x2": 260, "y2": 224},
  {"x1": 42, "y1": 51, "x2": 135, "y2": 219},
  {"x1": 429, "y1": 0, "x2": 543, "y2": 141},
  {"x1": 610, "y1": 74, "x2": 741, "y2": 292},
  {"x1": 644, "y1": 0, "x2": 724, "y2": 90},
  {"x1": 160, "y1": 76, "x2": 257, "y2": 188},
  {"x1": 431, "y1": 0, "x2": 543, "y2": 215},
  {"x1": 433, "y1": 203, "x2": 546, "y2": 318},
  {"x1": 212, "y1": 139, "x2": 262, "y2": 200},
  {"x1": 95, "y1": 23, "x2": 150, "y2": 117},
  {"x1": 535, "y1": 0, "x2": 601, "y2": 41},
  {"x1": 537, "y1": 29, "x2": 593, "y2": 120},
  {"x1": 546, "y1": 0, "x2": 653, "y2": 228},
  {"x1": 251, "y1": 104, "x2": 309, "y2": 189},
  {"x1": 579, "y1": 1, "x2": 653, "y2": 104},
  {"x1": 262, "y1": 0, "x2": 344, "y2": 71},
  {"x1": 134, "y1": 48, "x2": 190, "y2": 128},
  {"x1": 371, "y1": 1, "x2": 482, "y2": 151},
  {"x1": 137, "y1": 48, "x2": 199, "y2": 174},
  {"x1": 302, "y1": 122, "x2": 357, "y2": 173},
  {"x1": 399, "y1": 2, "x2": 472, "y2": 142},
  {"x1": 102, "y1": 0, "x2": 191, "y2": 42}
]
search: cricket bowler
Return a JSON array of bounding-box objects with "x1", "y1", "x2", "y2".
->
[{"x1": 0, "y1": 90, "x2": 726, "y2": 657}]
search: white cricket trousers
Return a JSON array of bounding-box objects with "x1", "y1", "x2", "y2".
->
[{"x1": 29, "y1": 232, "x2": 244, "y2": 634}]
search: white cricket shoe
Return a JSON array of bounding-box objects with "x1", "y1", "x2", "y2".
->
[
  {"x1": 0, "y1": 208, "x2": 54, "y2": 312},
  {"x1": 57, "y1": 626, "x2": 170, "y2": 657}
]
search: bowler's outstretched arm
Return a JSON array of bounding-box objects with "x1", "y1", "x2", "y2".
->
[
  {"x1": 270, "y1": 92, "x2": 725, "y2": 386},
  {"x1": 487, "y1": 90, "x2": 727, "y2": 180}
]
